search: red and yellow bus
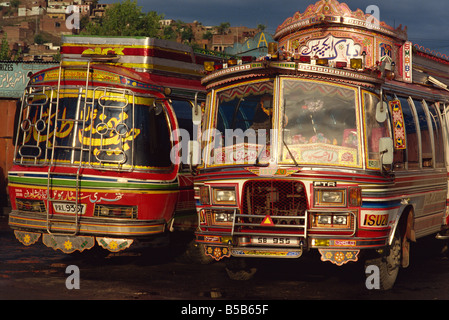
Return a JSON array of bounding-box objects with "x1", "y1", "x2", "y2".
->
[
  {"x1": 7, "y1": 35, "x2": 219, "y2": 254},
  {"x1": 195, "y1": 0, "x2": 449, "y2": 289}
]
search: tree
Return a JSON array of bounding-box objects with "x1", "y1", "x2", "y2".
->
[
  {"x1": 0, "y1": 34, "x2": 10, "y2": 60},
  {"x1": 257, "y1": 24, "x2": 266, "y2": 32},
  {"x1": 34, "y1": 33, "x2": 45, "y2": 45},
  {"x1": 162, "y1": 25, "x2": 177, "y2": 40},
  {"x1": 82, "y1": 0, "x2": 163, "y2": 37},
  {"x1": 216, "y1": 22, "x2": 230, "y2": 35},
  {"x1": 202, "y1": 31, "x2": 213, "y2": 41},
  {"x1": 181, "y1": 25, "x2": 193, "y2": 43}
]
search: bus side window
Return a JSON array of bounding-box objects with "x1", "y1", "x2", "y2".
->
[
  {"x1": 396, "y1": 96, "x2": 419, "y2": 170},
  {"x1": 427, "y1": 102, "x2": 444, "y2": 168},
  {"x1": 172, "y1": 99, "x2": 194, "y2": 138},
  {"x1": 391, "y1": 96, "x2": 405, "y2": 169},
  {"x1": 363, "y1": 91, "x2": 390, "y2": 169},
  {"x1": 171, "y1": 99, "x2": 195, "y2": 168},
  {"x1": 413, "y1": 99, "x2": 433, "y2": 167}
]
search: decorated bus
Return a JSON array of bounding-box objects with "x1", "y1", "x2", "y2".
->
[
  {"x1": 7, "y1": 35, "x2": 221, "y2": 254},
  {"x1": 194, "y1": 0, "x2": 449, "y2": 289}
]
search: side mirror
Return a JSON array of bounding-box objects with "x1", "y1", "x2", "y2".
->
[
  {"x1": 192, "y1": 102, "x2": 201, "y2": 125},
  {"x1": 376, "y1": 101, "x2": 388, "y2": 123},
  {"x1": 192, "y1": 92, "x2": 202, "y2": 125},
  {"x1": 379, "y1": 137, "x2": 393, "y2": 165}
]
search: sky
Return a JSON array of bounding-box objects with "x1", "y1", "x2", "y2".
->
[{"x1": 99, "y1": 0, "x2": 449, "y2": 56}]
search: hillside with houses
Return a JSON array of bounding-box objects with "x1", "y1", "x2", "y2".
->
[{"x1": 0, "y1": 0, "x2": 271, "y2": 61}]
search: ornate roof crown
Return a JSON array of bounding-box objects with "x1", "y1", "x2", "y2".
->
[{"x1": 274, "y1": 0, "x2": 407, "y2": 41}]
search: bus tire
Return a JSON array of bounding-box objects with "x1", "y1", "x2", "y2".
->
[{"x1": 365, "y1": 229, "x2": 402, "y2": 290}]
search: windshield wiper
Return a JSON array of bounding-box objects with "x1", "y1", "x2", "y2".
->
[
  {"x1": 254, "y1": 143, "x2": 269, "y2": 167},
  {"x1": 283, "y1": 139, "x2": 299, "y2": 167}
]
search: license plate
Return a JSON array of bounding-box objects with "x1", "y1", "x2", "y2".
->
[
  {"x1": 252, "y1": 236, "x2": 299, "y2": 246},
  {"x1": 53, "y1": 202, "x2": 86, "y2": 214}
]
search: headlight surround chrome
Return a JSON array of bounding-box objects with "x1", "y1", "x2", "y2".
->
[
  {"x1": 314, "y1": 188, "x2": 346, "y2": 207},
  {"x1": 212, "y1": 187, "x2": 237, "y2": 205}
]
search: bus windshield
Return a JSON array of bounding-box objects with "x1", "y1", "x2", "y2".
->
[
  {"x1": 210, "y1": 80, "x2": 274, "y2": 165},
  {"x1": 16, "y1": 88, "x2": 173, "y2": 170},
  {"x1": 280, "y1": 79, "x2": 362, "y2": 168}
]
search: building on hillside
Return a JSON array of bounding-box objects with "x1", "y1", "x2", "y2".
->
[
  {"x1": 211, "y1": 34, "x2": 235, "y2": 52},
  {"x1": 224, "y1": 31, "x2": 274, "y2": 57},
  {"x1": 2, "y1": 22, "x2": 34, "y2": 44}
]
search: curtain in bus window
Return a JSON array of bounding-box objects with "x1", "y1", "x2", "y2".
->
[
  {"x1": 427, "y1": 102, "x2": 444, "y2": 168},
  {"x1": 396, "y1": 96, "x2": 419, "y2": 169},
  {"x1": 281, "y1": 79, "x2": 360, "y2": 167},
  {"x1": 216, "y1": 81, "x2": 273, "y2": 134},
  {"x1": 212, "y1": 80, "x2": 274, "y2": 165},
  {"x1": 412, "y1": 99, "x2": 432, "y2": 167}
]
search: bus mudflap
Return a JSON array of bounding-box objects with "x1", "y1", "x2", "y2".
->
[
  {"x1": 204, "y1": 245, "x2": 231, "y2": 261},
  {"x1": 14, "y1": 230, "x2": 41, "y2": 247},
  {"x1": 319, "y1": 249, "x2": 360, "y2": 266},
  {"x1": 96, "y1": 237, "x2": 133, "y2": 252}
]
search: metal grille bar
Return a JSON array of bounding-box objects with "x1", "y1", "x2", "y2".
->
[{"x1": 236, "y1": 180, "x2": 308, "y2": 237}]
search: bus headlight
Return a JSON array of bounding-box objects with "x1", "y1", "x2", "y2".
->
[
  {"x1": 212, "y1": 188, "x2": 236, "y2": 205},
  {"x1": 314, "y1": 189, "x2": 346, "y2": 207},
  {"x1": 312, "y1": 213, "x2": 350, "y2": 228},
  {"x1": 214, "y1": 212, "x2": 234, "y2": 223},
  {"x1": 333, "y1": 215, "x2": 348, "y2": 225}
]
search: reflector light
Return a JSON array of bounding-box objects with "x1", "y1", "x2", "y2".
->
[
  {"x1": 241, "y1": 56, "x2": 253, "y2": 63},
  {"x1": 348, "y1": 187, "x2": 362, "y2": 207},
  {"x1": 268, "y1": 42, "x2": 278, "y2": 55},
  {"x1": 299, "y1": 55, "x2": 311, "y2": 63},
  {"x1": 199, "y1": 185, "x2": 210, "y2": 204},
  {"x1": 204, "y1": 61, "x2": 214, "y2": 72},
  {"x1": 316, "y1": 58, "x2": 329, "y2": 66},
  {"x1": 335, "y1": 61, "x2": 347, "y2": 68},
  {"x1": 350, "y1": 58, "x2": 363, "y2": 69}
]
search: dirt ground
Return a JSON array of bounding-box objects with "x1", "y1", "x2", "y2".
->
[{"x1": 2, "y1": 211, "x2": 449, "y2": 306}]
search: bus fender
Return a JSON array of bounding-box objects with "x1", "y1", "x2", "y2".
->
[{"x1": 389, "y1": 204, "x2": 415, "y2": 268}]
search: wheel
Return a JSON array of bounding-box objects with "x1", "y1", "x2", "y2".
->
[{"x1": 365, "y1": 229, "x2": 402, "y2": 290}]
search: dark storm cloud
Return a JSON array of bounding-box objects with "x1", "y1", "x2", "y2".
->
[{"x1": 101, "y1": 0, "x2": 449, "y2": 54}]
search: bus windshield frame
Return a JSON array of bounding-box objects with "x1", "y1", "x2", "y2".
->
[
  {"x1": 205, "y1": 77, "x2": 389, "y2": 169},
  {"x1": 15, "y1": 86, "x2": 175, "y2": 172}
]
